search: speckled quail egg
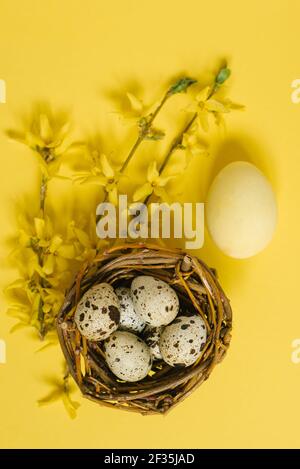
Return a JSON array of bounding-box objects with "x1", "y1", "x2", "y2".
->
[
  {"x1": 160, "y1": 315, "x2": 207, "y2": 367},
  {"x1": 104, "y1": 331, "x2": 152, "y2": 382},
  {"x1": 75, "y1": 283, "x2": 120, "y2": 341},
  {"x1": 115, "y1": 287, "x2": 145, "y2": 333},
  {"x1": 131, "y1": 276, "x2": 179, "y2": 327},
  {"x1": 143, "y1": 326, "x2": 164, "y2": 360}
]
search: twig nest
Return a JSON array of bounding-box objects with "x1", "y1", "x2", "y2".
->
[
  {"x1": 115, "y1": 287, "x2": 145, "y2": 333},
  {"x1": 131, "y1": 275, "x2": 179, "y2": 326},
  {"x1": 74, "y1": 283, "x2": 120, "y2": 341},
  {"x1": 104, "y1": 331, "x2": 152, "y2": 382},
  {"x1": 57, "y1": 244, "x2": 232, "y2": 415},
  {"x1": 160, "y1": 315, "x2": 207, "y2": 367},
  {"x1": 143, "y1": 326, "x2": 163, "y2": 360}
]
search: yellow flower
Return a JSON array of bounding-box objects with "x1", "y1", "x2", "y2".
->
[
  {"x1": 38, "y1": 372, "x2": 80, "y2": 419},
  {"x1": 9, "y1": 218, "x2": 83, "y2": 336},
  {"x1": 182, "y1": 132, "x2": 208, "y2": 158},
  {"x1": 122, "y1": 93, "x2": 165, "y2": 140},
  {"x1": 73, "y1": 153, "x2": 121, "y2": 206},
  {"x1": 194, "y1": 86, "x2": 244, "y2": 132},
  {"x1": 5, "y1": 284, "x2": 41, "y2": 332},
  {"x1": 42, "y1": 287, "x2": 65, "y2": 315},
  {"x1": 7, "y1": 112, "x2": 70, "y2": 159},
  {"x1": 5, "y1": 251, "x2": 71, "y2": 327},
  {"x1": 6, "y1": 276, "x2": 41, "y2": 299},
  {"x1": 68, "y1": 217, "x2": 109, "y2": 263},
  {"x1": 72, "y1": 150, "x2": 107, "y2": 186},
  {"x1": 19, "y1": 217, "x2": 77, "y2": 276},
  {"x1": 126, "y1": 92, "x2": 145, "y2": 119},
  {"x1": 5, "y1": 265, "x2": 72, "y2": 335},
  {"x1": 6, "y1": 110, "x2": 79, "y2": 180},
  {"x1": 133, "y1": 161, "x2": 175, "y2": 203}
]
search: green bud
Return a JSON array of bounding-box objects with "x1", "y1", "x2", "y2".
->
[
  {"x1": 168, "y1": 77, "x2": 197, "y2": 95},
  {"x1": 145, "y1": 127, "x2": 165, "y2": 141},
  {"x1": 215, "y1": 67, "x2": 231, "y2": 85}
]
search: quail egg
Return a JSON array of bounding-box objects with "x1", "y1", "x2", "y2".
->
[
  {"x1": 115, "y1": 287, "x2": 145, "y2": 333},
  {"x1": 160, "y1": 315, "x2": 207, "y2": 367},
  {"x1": 104, "y1": 331, "x2": 152, "y2": 382},
  {"x1": 131, "y1": 276, "x2": 179, "y2": 327},
  {"x1": 74, "y1": 283, "x2": 120, "y2": 341},
  {"x1": 143, "y1": 326, "x2": 163, "y2": 360}
]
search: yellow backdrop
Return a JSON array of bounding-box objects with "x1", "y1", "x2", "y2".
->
[{"x1": 0, "y1": 0, "x2": 299, "y2": 449}]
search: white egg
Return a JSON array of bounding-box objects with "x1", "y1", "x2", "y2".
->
[
  {"x1": 206, "y1": 161, "x2": 277, "y2": 258},
  {"x1": 160, "y1": 315, "x2": 207, "y2": 367},
  {"x1": 104, "y1": 331, "x2": 152, "y2": 382},
  {"x1": 131, "y1": 276, "x2": 179, "y2": 327},
  {"x1": 143, "y1": 326, "x2": 164, "y2": 360},
  {"x1": 75, "y1": 283, "x2": 120, "y2": 341},
  {"x1": 115, "y1": 287, "x2": 145, "y2": 333}
]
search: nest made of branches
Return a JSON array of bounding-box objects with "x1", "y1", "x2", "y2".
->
[{"x1": 57, "y1": 243, "x2": 232, "y2": 415}]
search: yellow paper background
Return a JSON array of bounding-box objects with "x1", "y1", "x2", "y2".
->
[{"x1": 0, "y1": 0, "x2": 300, "y2": 449}]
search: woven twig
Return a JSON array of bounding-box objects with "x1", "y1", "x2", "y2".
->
[{"x1": 56, "y1": 243, "x2": 232, "y2": 415}]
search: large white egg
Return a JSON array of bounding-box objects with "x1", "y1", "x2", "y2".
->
[{"x1": 206, "y1": 161, "x2": 277, "y2": 258}]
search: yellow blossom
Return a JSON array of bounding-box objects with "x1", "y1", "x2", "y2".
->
[
  {"x1": 5, "y1": 110, "x2": 79, "y2": 180},
  {"x1": 42, "y1": 287, "x2": 65, "y2": 315},
  {"x1": 126, "y1": 92, "x2": 145, "y2": 119},
  {"x1": 38, "y1": 371, "x2": 80, "y2": 419},
  {"x1": 7, "y1": 216, "x2": 88, "y2": 335},
  {"x1": 73, "y1": 153, "x2": 122, "y2": 206},
  {"x1": 68, "y1": 217, "x2": 109, "y2": 263},
  {"x1": 182, "y1": 132, "x2": 208, "y2": 158},
  {"x1": 18, "y1": 216, "x2": 77, "y2": 276},
  {"x1": 133, "y1": 161, "x2": 175, "y2": 203},
  {"x1": 193, "y1": 86, "x2": 244, "y2": 132},
  {"x1": 7, "y1": 112, "x2": 70, "y2": 158},
  {"x1": 5, "y1": 265, "x2": 71, "y2": 334},
  {"x1": 5, "y1": 284, "x2": 41, "y2": 332}
]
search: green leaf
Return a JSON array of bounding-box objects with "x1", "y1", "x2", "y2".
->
[
  {"x1": 215, "y1": 67, "x2": 231, "y2": 85},
  {"x1": 168, "y1": 77, "x2": 197, "y2": 95}
]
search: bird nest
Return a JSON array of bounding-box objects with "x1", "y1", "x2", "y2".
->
[{"x1": 56, "y1": 243, "x2": 232, "y2": 415}]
